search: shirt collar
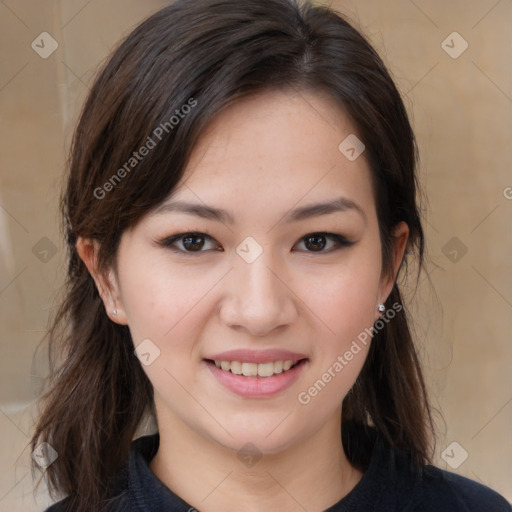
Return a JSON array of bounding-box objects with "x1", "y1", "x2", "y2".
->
[{"x1": 126, "y1": 424, "x2": 405, "y2": 511}]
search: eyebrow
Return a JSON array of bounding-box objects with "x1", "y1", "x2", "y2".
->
[{"x1": 153, "y1": 196, "x2": 366, "y2": 225}]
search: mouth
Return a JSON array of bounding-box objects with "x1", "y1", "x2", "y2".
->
[
  {"x1": 205, "y1": 358, "x2": 307, "y2": 378},
  {"x1": 204, "y1": 357, "x2": 309, "y2": 397}
]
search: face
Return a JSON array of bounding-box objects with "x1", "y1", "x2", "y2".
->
[{"x1": 81, "y1": 89, "x2": 407, "y2": 455}]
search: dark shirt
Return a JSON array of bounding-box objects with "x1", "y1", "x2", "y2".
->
[{"x1": 44, "y1": 427, "x2": 511, "y2": 511}]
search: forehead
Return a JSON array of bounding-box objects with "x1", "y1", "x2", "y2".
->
[{"x1": 162, "y1": 89, "x2": 376, "y2": 226}]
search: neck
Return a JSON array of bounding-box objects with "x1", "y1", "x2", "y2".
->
[{"x1": 149, "y1": 398, "x2": 363, "y2": 512}]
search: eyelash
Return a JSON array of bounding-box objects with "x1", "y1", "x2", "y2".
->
[{"x1": 156, "y1": 229, "x2": 355, "y2": 256}]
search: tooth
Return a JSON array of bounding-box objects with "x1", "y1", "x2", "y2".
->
[
  {"x1": 213, "y1": 359, "x2": 301, "y2": 376},
  {"x1": 241, "y1": 362, "x2": 258, "y2": 377},
  {"x1": 230, "y1": 361, "x2": 242, "y2": 374},
  {"x1": 283, "y1": 360, "x2": 293, "y2": 371},
  {"x1": 257, "y1": 362, "x2": 275, "y2": 377}
]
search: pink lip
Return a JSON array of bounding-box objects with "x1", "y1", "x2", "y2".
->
[
  {"x1": 205, "y1": 348, "x2": 308, "y2": 364},
  {"x1": 205, "y1": 359, "x2": 308, "y2": 398}
]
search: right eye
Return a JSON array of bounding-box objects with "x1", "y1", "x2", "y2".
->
[{"x1": 157, "y1": 231, "x2": 222, "y2": 255}]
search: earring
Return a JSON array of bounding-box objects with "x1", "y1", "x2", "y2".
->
[
  {"x1": 112, "y1": 309, "x2": 118, "y2": 315},
  {"x1": 377, "y1": 304, "x2": 385, "y2": 312}
]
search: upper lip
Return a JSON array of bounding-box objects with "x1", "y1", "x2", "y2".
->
[{"x1": 205, "y1": 349, "x2": 308, "y2": 364}]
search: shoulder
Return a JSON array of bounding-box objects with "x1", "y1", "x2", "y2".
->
[
  {"x1": 41, "y1": 494, "x2": 131, "y2": 512},
  {"x1": 381, "y1": 440, "x2": 511, "y2": 511},
  {"x1": 42, "y1": 492, "x2": 132, "y2": 512},
  {"x1": 42, "y1": 499, "x2": 71, "y2": 512},
  {"x1": 40, "y1": 463, "x2": 131, "y2": 512},
  {"x1": 410, "y1": 464, "x2": 512, "y2": 512},
  {"x1": 41, "y1": 433, "x2": 159, "y2": 512},
  {"x1": 343, "y1": 422, "x2": 511, "y2": 512}
]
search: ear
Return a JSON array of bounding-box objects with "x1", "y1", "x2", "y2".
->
[
  {"x1": 378, "y1": 221, "x2": 409, "y2": 311},
  {"x1": 76, "y1": 237, "x2": 128, "y2": 325}
]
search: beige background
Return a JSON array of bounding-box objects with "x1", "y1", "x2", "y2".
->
[{"x1": 0, "y1": 0, "x2": 511, "y2": 510}]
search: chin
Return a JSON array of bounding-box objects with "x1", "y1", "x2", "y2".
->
[{"x1": 203, "y1": 418, "x2": 305, "y2": 457}]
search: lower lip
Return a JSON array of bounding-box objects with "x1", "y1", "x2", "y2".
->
[{"x1": 205, "y1": 359, "x2": 308, "y2": 397}]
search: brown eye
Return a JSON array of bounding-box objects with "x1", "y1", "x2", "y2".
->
[
  {"x1": 295, "y1": 232, "x2": 354, "y2": 253},
  {"x1": 181, "y1": 234, "x2": 206, "y2": 251},
  {"x1": 304, "y1": 234, "x2": 327, "y2": 251},
  {"x1": 157, "y1": 231, "x2": 221, "y2": 255}
]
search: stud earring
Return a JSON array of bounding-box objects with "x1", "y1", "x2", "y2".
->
[
  {"x1": 377, "y1": 304, "x2": 385, "y2": 312},
  {"x1": 112, "y1": 309, "x2": 118, "y2": 315}
]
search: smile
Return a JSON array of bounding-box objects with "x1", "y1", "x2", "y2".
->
[
  {"x1": 204, "y1": 358, "x2": 308, "y2": 397},
  {"x1": 211, "y1": 359, "x2": 302, "y2": 378}
]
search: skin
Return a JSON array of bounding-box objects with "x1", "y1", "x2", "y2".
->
[{"x1": 78, "y1": 89, "x2": 408, "y2": 512}]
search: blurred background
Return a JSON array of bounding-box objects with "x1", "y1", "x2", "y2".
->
[{"x1": 0, "y1": 0, "x2": 511, "y2": 510}]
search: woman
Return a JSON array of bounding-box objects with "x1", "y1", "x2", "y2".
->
[{"x1": 31, "y1": 0, "x2": 511, "y2": 511}]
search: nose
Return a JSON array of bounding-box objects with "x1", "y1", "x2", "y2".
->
[{"x1": 219, "y1": 251, "x2": 298, "y2": 337}]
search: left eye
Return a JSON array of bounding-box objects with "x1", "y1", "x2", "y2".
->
[
  {"x1": 294, "y1": 233, "x2": 353, "y2": 252},
  {"x1": 157, "y1": 231, "x2": 354, "y2": 255}
]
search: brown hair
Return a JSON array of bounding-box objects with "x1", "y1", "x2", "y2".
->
[{"x1": 31, "y1": 0, "x2": 435, "y2": 510}]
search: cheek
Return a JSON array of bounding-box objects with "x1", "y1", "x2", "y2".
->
[
  {"x1": 295, "y1": 265, "x2": 378, "y2": 410},
  {"x1": 295, "y1": 254, "x2": 382, "y2": 343},
  {"x1": 117, "y1": 254, "x2": 214, "y2": 348},
  {"x1": 117, "y1": 260, "x2": 215, "y2": 399}
]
